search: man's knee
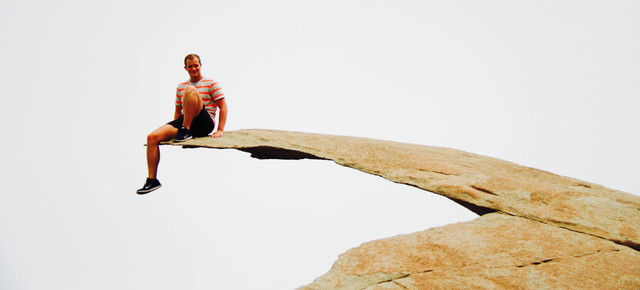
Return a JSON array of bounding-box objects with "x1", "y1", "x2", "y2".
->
[
  {"x1": 182, "y1": 85, "x2": 203, "y2": 107},
  {"x1": 147, "y1": 132, "x2": 162, "y2": 145},
  {"x1": 184, "y1": 85, "x2": 198, "y2": 97},
  {"x1": 147, "y1": 126, "x2": 176, "y2": 144}
]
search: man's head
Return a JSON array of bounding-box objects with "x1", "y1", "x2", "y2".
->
[
  {"x1": 184, "y1": 54, "x2": 202, "y2": 82},
  {"x1": 184, "y1": 54, "x2": 201, "y2": 66}
]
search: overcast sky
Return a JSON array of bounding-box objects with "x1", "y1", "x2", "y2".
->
[{"x1": 1, "y1": 0, "x2": 638, "y2": 289}]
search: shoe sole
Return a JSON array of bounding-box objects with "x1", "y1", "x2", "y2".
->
[{"x1": 137, "y1": 185, "x2": 161, "y2": 195}]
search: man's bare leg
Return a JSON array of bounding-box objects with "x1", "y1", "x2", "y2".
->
[
  {"x1": 181, "y1": 85, "x2": 204, "y2": 130},
  {"x1": 139, "y1": 86, "x2": 203, "y2": 193},
  {"x1": 146, "y1": 124, "x2": 178, "y2": 179}
]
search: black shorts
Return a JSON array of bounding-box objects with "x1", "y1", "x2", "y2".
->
[{"x1": 167, "y1": 108, "x2": 215, "y2": 137}]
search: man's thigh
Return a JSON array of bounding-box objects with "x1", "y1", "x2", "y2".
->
[{"x1": 150, "y1": 124, "x2": 179, "y2": 142}]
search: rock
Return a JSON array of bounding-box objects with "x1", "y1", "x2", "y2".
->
[
  {"x1": 299, "y1": 213, "x2": 640, "y2": 289},
  {"x1": 162, "y1": 129, "x2": 640, "y2": 288}
]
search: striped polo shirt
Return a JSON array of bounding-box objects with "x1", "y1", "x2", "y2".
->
[{"x1": 175, "y1": 77, "x2": 225, "y2": 120}]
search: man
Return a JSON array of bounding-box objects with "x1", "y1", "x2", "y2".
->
[{"x1": 137, "y1": 54, "x2": 228, "y2": 194}]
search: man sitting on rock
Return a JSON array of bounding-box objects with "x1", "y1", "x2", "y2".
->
[{"x1": 137, "y1": 53, "x2": 228, "y2": 194}]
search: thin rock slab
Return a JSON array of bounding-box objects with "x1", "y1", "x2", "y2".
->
[
  {"x1": 298, "y1": 213, "x2": 640, "y2": 289},
  {"x1": 163, "y1": 129, "x2": 640, "y2": 248}
]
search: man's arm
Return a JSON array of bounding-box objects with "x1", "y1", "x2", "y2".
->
[
  {"x1": 174, "y1": 106, "x2": 182, "y2": 120},
  {"x1": 211, "y1": 98, "x2": 228, "y2": 138}
]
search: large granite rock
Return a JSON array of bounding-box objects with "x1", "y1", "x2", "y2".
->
[
  {"x1": 162, "y1": 129, "x2": 640, "y2": 289},
  {"x1": 302, "y1": 213, "x2": 640, "y2": 289}
]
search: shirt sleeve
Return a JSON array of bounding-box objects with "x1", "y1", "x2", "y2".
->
[
  {"x1": 175, "y1": 86, "x2": 183, "y2": 107},
  {"x1": 211, "y1": 82, "x2": 225, "y2": 101}
]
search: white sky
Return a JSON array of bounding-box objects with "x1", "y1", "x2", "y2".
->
[{"x1": 1, "y1": 0, "x2": 638, "y2": 289}]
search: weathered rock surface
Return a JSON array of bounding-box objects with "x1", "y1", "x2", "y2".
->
[
  {"x1": 162, "y1": 129, "x2": 640, "y2": 289},
  {"x1": 301, "y1": 213, "x2": 640, "y2": 289}
]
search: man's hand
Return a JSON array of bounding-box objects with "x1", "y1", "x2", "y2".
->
[
  {"x1": 211, "y1": 130, "x2": 224, "y2": 138},
  {"x1": 212, "y1": 99, "x2": 227, "y2": 138}
]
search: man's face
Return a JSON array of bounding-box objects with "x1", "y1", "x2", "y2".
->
[{"x1": 185, "y1": 58, "x2": 202, "y2": 79}]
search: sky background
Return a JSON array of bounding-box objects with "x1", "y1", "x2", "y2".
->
[{"x1": 1, "y1": 0, "x2": 639, "y2": 289}]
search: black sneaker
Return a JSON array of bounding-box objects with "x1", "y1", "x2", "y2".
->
[
  {"x1": 173, "y1": 126, "x2": 192, "y2": 142},
  {"x1": 137, "y1": 178, "x2": 162, "y2": 194}
]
